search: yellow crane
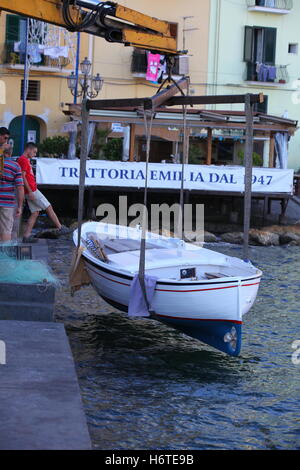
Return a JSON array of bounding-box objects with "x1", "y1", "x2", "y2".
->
[{"x1": 0, "y1": 0, "x2": 179, "y2": 55}]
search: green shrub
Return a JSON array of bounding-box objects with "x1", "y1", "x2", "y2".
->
[
  {"x1": 102, "y1": 138, "x2": 123, "y2": 161},
  {"x1": 90, "y1": 128, "x2": 111, "y2": 160},
  {"x1": 38, "y1": 136, "x2": 70, "y2": 158},
  {"x1": 238, "y1": 150, "x2": 263, "y2": 167}
]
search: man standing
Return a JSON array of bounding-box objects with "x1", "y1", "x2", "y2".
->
[
  {"x1": 0, "y1": 127, "x2": 10, "y2": 176},
  {"x1": 17, "y1": 142, "x2": 69, "y2": 242},
  {"x1": 0, "y1": 146, "x2": 24, "y2": 242}
]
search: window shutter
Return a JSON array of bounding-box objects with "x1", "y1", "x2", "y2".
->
[
  {"x1": 5, "y1": 14, "x2": 21, "y2": 63},
  {"x1": 5, "y1": 14, "x2": 20, "y2": 43},
  {"x1": 254, "y1": 95, "x2": 268, "y2": 114},
  {"x1": 263, "y1": 28, "x2": 276, "y2": 65},
  {"x1": 244, "y1": 26, "x2": 254, "y2": 62}
]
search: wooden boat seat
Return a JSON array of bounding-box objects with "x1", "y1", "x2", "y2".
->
[
  {"x1": 103, "y1": 238, "x2": 160, "y2": 253},
  {"x1": 205, "y1": 272, "x2": 230, "y2": 279},
  {"x1": 107, "y1": 248, "x2": 228, "y2": 273}
]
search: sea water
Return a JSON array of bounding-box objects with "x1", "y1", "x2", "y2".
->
[{"x1": 50, "y1": 239, "x2": 300, "y2": 450}]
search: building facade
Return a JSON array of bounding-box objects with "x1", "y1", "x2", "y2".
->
[
  {"x1": 0, "y1": 1, "x2": 211, "y2": 158},
  {"x1": 207, "y1": 0, "x2": 300, "y2": 170},
  {"x1": 0, "y1": 11, "x2": 90, "y2": 155}
]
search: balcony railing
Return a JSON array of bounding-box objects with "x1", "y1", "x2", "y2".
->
[
  {"x1": 4, "y1": 45, "x2": 71, "y2": 69},
  {"x1": 131, "y1": 48, "x2": 181, "y2": 77},
  {"x1": 245, "y1": 62, "x2": 289, "y2": 84},
  {"x1": 247, "y1": 0, "x2": 293, "y2": 13}
]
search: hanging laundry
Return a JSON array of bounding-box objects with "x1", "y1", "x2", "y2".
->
[
  {"x1": 256, "y1": 62, "x2": 277, "y2": 82},
  {"x1": 146, "y1": 52, "x2": 161, "y2": 82},
  {"x1": 14, "y1": 42, "x2": 21, "y2": 53},
  {"x1": 28, "y1": 43, "x2": 42, "y2": 64},
  {"x1": 43, "y1": 46, "x2": 69, "y2": 59},
  {"x1": 268, "y1": 66, "x2": 277, "y2": 81}
]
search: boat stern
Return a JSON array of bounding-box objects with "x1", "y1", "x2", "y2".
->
[{"x1": 154, "y1": 315, "x2": 242, "y2": 357}]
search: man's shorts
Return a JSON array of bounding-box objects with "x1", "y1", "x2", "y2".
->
[
  {"x1": 0, "y1": 206, "x2": 14, "y2": 235},
  {"x1": 26, "y1": 189, "x2": 51, "y2": 213}
]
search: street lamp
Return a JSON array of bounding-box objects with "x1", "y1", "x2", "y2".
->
[{"x1": 67, "y1": 57, "x2": 103, "y2": 99}]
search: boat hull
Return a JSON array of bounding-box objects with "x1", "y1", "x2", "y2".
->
[
  {"x1": 75, "y1": 222, "x2": 262, "y2": 357},
  {"x1": 84, "y1": 256, "x2": 260, "y2": 321},
  {"x1": 98, "y1": 292, "x2": 242, "y2": 356},
  {"x1": 84, "y1": 257, "x2": 260, "y2": 357}
]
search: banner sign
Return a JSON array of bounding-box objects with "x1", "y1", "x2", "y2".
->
[{"x1": 36, "y1": 158, "x2": 294, "y2": 194}]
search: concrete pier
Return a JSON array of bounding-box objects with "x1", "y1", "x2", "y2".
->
[
  {"x1": 0, "y1": 321, "x2": 91, "y2": 450},
  {"x1": 0, "y1": 240, "x2": 55, "y2": 322}
]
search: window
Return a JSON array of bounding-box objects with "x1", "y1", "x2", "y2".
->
[
  {"x1": 254, "y1": 95, "x2": 268, "y2": 113},
  {"x1": 244, "y1": 26, "x2": 277, "y2": 81},
  {"x1": 5, "y1": 14, "x2": 46, "y2": 66},
  {"x1": 20, "y1": 80, "x2": 41, "y2": 101},
  {"x1": 244, "y1": 26, "x2": 277, "y2": 65},
  {"x1": 288, "y1": 43, "x2": 298, "y2": 54},
  {"x1": 5, "y1": 14, "x2": 27, "y2": 63}
]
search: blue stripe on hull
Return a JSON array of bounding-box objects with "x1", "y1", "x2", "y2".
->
[
  {"x1": 154, "y1": 315, "x2": 242, "y2": 357},
  {"x1": 100, "y1": 294, "x2": 242, "y2": 357}
]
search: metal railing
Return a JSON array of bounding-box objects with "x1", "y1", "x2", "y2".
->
[
  {"x1": 3, "y1": 44, "x2": 71, "y2": 68},
  {"x1": 131, "y1": 48, "x2": 180, "y2": 76},
  {"x1": 245, "y1": 62, "x2": 289, "y2": 84},
  {"x1": 247, "y1": 0, "x2": 293, "y2": 10}
]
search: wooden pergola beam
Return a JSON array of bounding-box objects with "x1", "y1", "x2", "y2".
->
[
  {"x1": 150, "y1": 78, "x2": 189, "y2": 109},
  {"x1": 87, "y1": 78, "x2": 189, "y2": 112},
  {"x1": 165, "y1": 93, "x2": 264, "y2": 107},
  {"x1": 86, "y1": 92, "x2": 264, "y2": 111}
]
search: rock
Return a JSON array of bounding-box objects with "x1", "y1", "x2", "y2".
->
[
  {"x1": 279, "y1": 232, "x2": 300, "y2": 245},
  {"x1": 184, "y1": 231, "x2": 218, "y2": 243},
  {"x1": 220, "y1": 232, "x2": 244, "y2": 245},
  {"x1": 69, "y1": 220, "x2": 88, "y2": 231},
  {"x1": 35, "y1": 229, "x2": 60, "y2": 239},
  {"x1": 265, "y1": 224, "x2": 300, "y2": 235},
  {"x1": 249, "y1": 229, "x2": 280, "y2": 246},
  {"x1": 287, "y1": 240, "x2": 300, "y2": 246},
  {"x1": 204, "y1": 231, "x2": 218, "y2": 243}
]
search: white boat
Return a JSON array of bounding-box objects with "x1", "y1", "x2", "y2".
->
[{"x1": 74, "y1": 221, "x2": 262, "y2": 356}]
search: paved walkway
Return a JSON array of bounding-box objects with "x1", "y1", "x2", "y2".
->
[{"x1": 0, "y1": 321, "x2": 91, "y2": 450}]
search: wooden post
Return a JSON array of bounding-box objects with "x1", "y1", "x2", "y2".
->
[
  {"x1": 77, "y1": 98, "x2": 90, "y2": 249},
  {"x1": 206, "y1": 128, "x2": 212, "y2": 165},
  {"x1": 243, "y1": 94, "x2": 254, "y2": 261},
  {"x1": 129, "y1": 124, "x2": 136, "y2": 161},
  {"x1": 269, "y1": 132, "x2": 275, "y2": 168}
]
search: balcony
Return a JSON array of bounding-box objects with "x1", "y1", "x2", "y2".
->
[
  {"x1": 247, "y1": 0, "x2": 293, "y2": 14},
  {"x1": 131, "y1": 48, "x2": 185, "y2": 79},
  {"x1": 3, "y1": 45, "x2": 71, "y2": 72},
  {"x1": 245, "y1": 62, "x2": 289, "y2": 85}
]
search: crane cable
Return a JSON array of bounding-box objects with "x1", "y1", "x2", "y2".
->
[{"x1": 62, "y1": 0, "x2": 116, "y2": 31}]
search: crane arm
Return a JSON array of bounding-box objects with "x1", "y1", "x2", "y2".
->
[{"x1": 0, "y1": 0, "x2": 179, "y2": 54}]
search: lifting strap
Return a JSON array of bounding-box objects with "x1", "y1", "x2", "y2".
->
[
  {"x1": 178, "y1": 103, "x2": 189, "y2": 239},
  {"x1": 138, "y1": 109, "x2": 154, "y2": 313},
  {"x1": 76, "y1": 97, "x2": 89, "y2": 250}
]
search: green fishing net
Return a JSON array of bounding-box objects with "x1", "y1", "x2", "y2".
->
[{"x1": 0, "y1": 249, "x2": 60, "y2": 286}]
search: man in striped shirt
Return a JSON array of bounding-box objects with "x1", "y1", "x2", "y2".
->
[{"x1": 0, "y1": 146, "x2": 24, "y2": 242}]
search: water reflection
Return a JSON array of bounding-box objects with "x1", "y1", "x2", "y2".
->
[{"x1": 50, "y1": 239, "x2": 300, "y2": 450}]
